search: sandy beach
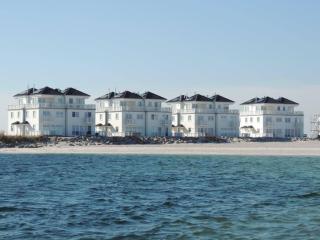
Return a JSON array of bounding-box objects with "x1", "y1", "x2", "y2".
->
[{"x1": 1, "y1": 141, "x2": 320, "y2": 156}]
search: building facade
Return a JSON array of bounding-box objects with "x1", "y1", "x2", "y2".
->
[
  {"x1": 311, "y1": 114, "x2": 320, "y2": 138},
  {"x1": 239, "y1": 97, "x2": 304, "y2": 138},
  {"x1": 167, "y1": 94, "x2": 239, "y2": 137},
  {"x1": 95, "y1": 91, "x2": 171, "y2": 137},
  {"x1": 8, "y1": 87, "x2": 95, "y2": 136}
]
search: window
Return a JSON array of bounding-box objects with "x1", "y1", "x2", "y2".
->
[
  {"x1": 69, "y1": 98, "x2": 74, "y2": 104},
  {"x1": 285, "y1": 118, "x2": 291, "y2": 123},
  {"x1": 154, "y1": 102, "x2": 158, "y2": 107},
  {"x1": 115, "y1": 127, "x2": 119, "y2": 132},
  {"x1": 165, "y1": 115, "x2": 169, "y2": 120},
  {"x1": 26, "y1": 111, "x2": 29, "y2": 118},
  {"x1": 11, "y1": 126, "x2": 14, "y2": 131},
  {"x1": 137, "y1": 114, "x2": 144, "y2": 120},
  {"x1": 56, "y1": 112, "x2": 64, "y2": 118},
  {"x1": 43, "y1": 111, "x2": 50, "y2": 117},
  {"x1": 17, "y1": 112, "x2": 20, "y2": 118},
  {"x1": 276, "y1": 118, "x2": 282, "y2": 123},
  {"x1": 99, "y1": 114, "x2": 103, "y2": 120},
  {"x1": 126, "y1": 114, "x2": 132, "y2": 119},
  {"x1": 10, "y1": 112, "x2": 13, "y2": 119},
  {"x1": 33, "y1": 111, "x2": 36, "y2": 118},
  {"x1": 208, "y1": 116, "x2": 214, "y2": 120},
  {"x1": 245, "y1": 118, "x2": 248, "y2": 123},
  {"x1": 283, "y1": 107, "x2": 286, "y2": 111},
  {"x1": 188, "y1": 128, "x2": 191, "y2": 132},
  {"x1": 151, "y1": 114, "x2": 156, "y2": 120},
  {"x1": 277, "y1": 106, "x2": 281, "y2": 111},
  {"x1": 85, "y1": 112, "x2": 92, "y2": 118},
  {"x1": 257, "y1": 117, "x2": 260, "y2": 123},
  {"x1": 72, "y1": 112, "x2": 79, "y2": 118},
  {"x1": 72, "y1": 125, "x2": 80, "y2": 135},
  {"x1": 266, "y1": 117, "x2": 272, "y2": 123},
  {"x1": 198, "y1": 116, "x2": 204, "y2": 121},
  {"x1": 250, "y1": 117, "x2": 253, "y2": 123},
  {"x1": 188, "y1": 115, "x2": 192, "y2": 121},
  {"x1": 115, "y1": 113, "x2": 119, "y2": 120}
]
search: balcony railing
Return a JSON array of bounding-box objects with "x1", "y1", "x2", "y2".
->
[
  {"x1": 8, "y1": 103, "x2": 95, "y2": 110},
  {"x1": 240, "y1": 110, "x2": 304, "y2": 116},
  {"x1": 172, "y1": 108, "x2": 239, "y2": 114},
  {"x1": 96, "y1": 106, "x2": 171, "y2": 113}
]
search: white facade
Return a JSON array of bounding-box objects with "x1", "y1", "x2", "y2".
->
[
  {"x1": 95, "y1": 91, "x2": 172, "y2": 137},
  {"x1": 311, "y1": 114, "x2": 320, "y2": 138},
  {"x1": 7, "y1": 87, "x2": 95, "y2": 136},
  {"x1": 239, "y1": 97, "x2": 304, "y2": 138},
  {"x1": 167, "y1": 94, "x2": 239, "y2": 137}
]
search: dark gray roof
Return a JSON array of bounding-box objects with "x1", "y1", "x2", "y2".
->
[
  {"x1": 277, "y1": 97, "x2": 298, "y2": 105},
  {"x1": 185, "y1": 94, "x2": 212, "y2": 102},
  {"x1": 113, "y1": 91, "x2": 143, "y2": 99},
  {"x1": 211, "y1": 94, "x2": 234, "y2": 103},
  {"x1": 32, "y1": 87, "x2": 64, "y2": 95},
  {"x1": 167, "y1": 95, "x2": 188, "y2": 103},
  {"x1": 14, "y1": 86, "x2": 90, "y2": 97},
  {"x1": 13, "y1": 88, "x2": 37, "y2": 97},
  {"x1": 95, "y1": 92, "x2": 116, "y2": 100},
  {"x1": 241, "y1": 96, "x2": 298, "y2": 105},
  {"x1": 63, "y1": 87, "x2": 90, "y2": 97},
  {"x1": 142, "y1": 91, "x2": 166, "y2": 100}
]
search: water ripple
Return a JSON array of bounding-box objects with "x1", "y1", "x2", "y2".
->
[{"x1": 1, "y1": 154, "x2": 320, "y2": 239}]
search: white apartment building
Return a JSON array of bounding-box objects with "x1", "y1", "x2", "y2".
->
[
  {"x1": 167, "y1": 94, "x2": 239, "y2": 137},
  {"x1": 95, "y1": 91, "x2": 171, "y2": 137},
  {"x1": 8, "y1": 87, "x2": 95, "y2": 136},
  {"x1": 239, "y1": 97, "x2": 304, "y2": 138}
]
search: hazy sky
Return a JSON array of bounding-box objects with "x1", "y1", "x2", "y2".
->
[{"x1": 1, "y1": 1, "x2": 319, "y2": 133}]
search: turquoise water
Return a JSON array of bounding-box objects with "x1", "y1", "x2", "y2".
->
[{"x1": 0, "y1": 154, "x2": 320, "y2": 239}]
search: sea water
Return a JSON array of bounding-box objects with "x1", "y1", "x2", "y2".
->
[{"x1": 0, "y1": 154, "x2": 320, "y2": 239}]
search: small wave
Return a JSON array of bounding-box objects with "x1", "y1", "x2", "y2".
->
[
  {"x1": 295, "y1": 192, "x2": 320, "y2": 199},
  {"x1": 0, "y1": 206, "x2": 19, "y2": 212}
]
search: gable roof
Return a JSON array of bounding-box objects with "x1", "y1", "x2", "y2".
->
[
  {"x1": 113, "y1": 91, "x2": 143, "y2": 99},
  {"x1": 63, "y1": 87, "x2": 90, "y2": 97},
  {"x1": 167, "y1": 95, "x2": 188, "y2": 103},
  {"x1": 241, "y1": 96, "x2": 298, "y2": 105},
  {"x1": 141, "y1": 91, "x2": 166, "y2": 100},
  {"x1": 95, "y1": 92, "x2": 116, "y2": 100},
  {"x1": 211, "y1": 94, "x2": 234, "y2": 103},
  {"x1": 185, "y1": 94, "x2": 212, "y2": 102},
  {"x1": 13, "y1": 88, "x2": 38, "y2": 97}
]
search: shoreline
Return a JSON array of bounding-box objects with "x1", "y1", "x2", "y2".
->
[{"x1": 1, "y1": 141, "x2": 320, "y2": 156}]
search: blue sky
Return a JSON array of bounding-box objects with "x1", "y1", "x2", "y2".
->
[{"x1": 0, "y1": 1, "x2": 319, "y2": 132}]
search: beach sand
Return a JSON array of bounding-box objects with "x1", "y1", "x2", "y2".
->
[{"x1": 1, "y1": 141, "x2": 320, "y2": 156}]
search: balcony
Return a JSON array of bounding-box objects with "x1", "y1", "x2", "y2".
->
[
  {"x1": 8, "y1": 103, "x2": 95, "y2": 110},
  {"x1": 96, "y1": 106, "x2": 171, "y2": 113},
  {"x1": 173, "y1": 108, "x2": 239, "y2": 114},
  {"x1": 240, "y1": 110, "x2": 304, "y2": 116}
]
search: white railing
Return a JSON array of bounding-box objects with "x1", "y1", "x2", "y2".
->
[
  {"x1": 172, "y1": 108, "x2": 239, "y2": 114},
  {"x1": 96, "y1": 106, "x2": 171, "y2": 113},
  {"x1": 240, "y1": 110, "x2": 304, "y2": 116},
  {"x1": 8, "y1": 103, "x2": 95, "y2": 110}
]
